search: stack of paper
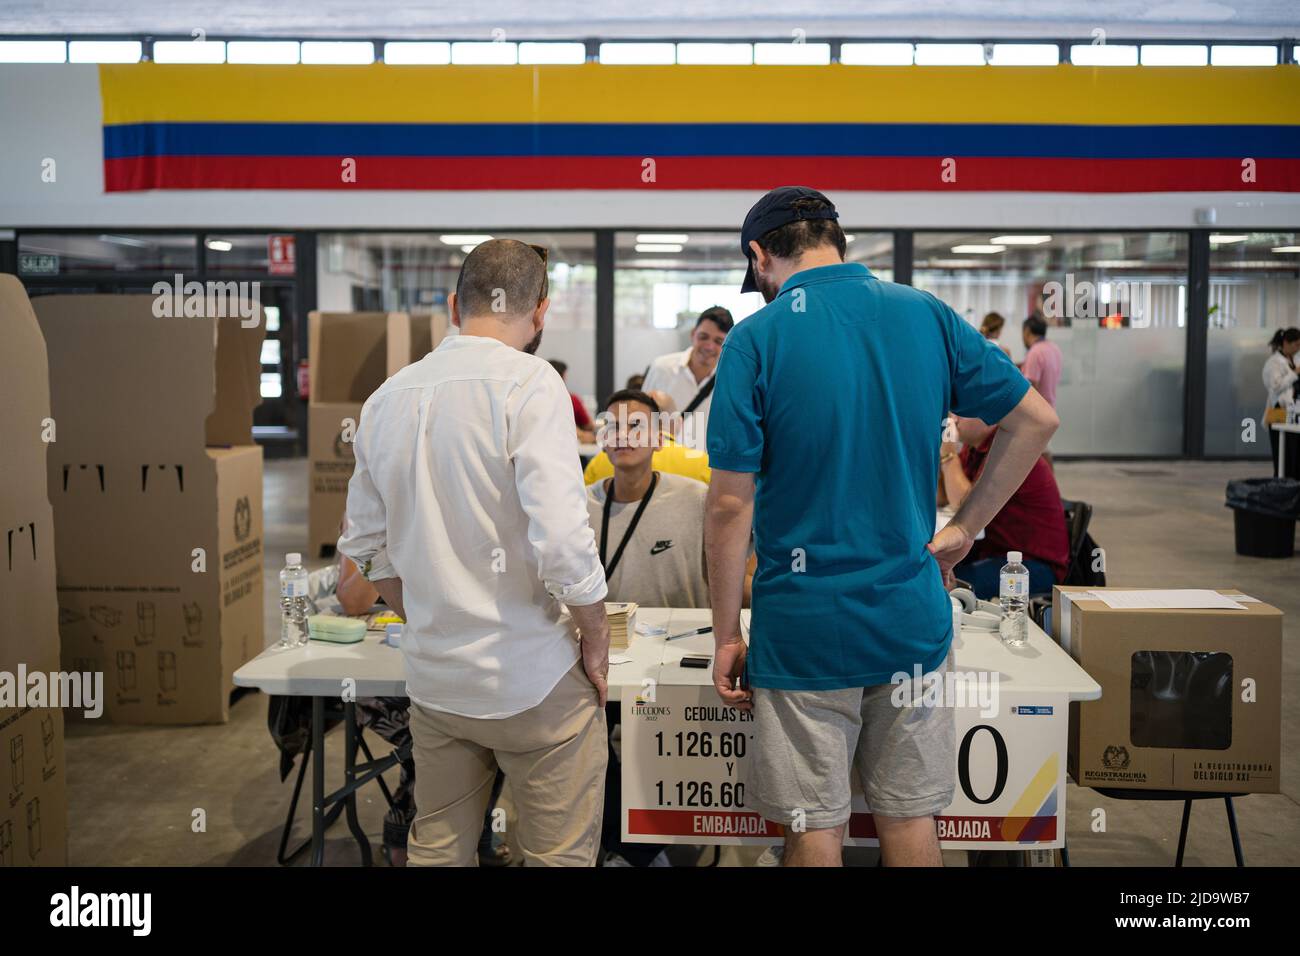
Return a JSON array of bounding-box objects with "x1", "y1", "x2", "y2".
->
[
  {"x1": 1087, "y1": 589, "x2": 1247, "y2": 611},
  {"x1": 606, "y1": 602, "x2": 638, "y2": 649}
]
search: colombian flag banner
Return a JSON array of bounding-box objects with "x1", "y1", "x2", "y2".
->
[{"x1": 100, "y1": 63, "x2": 1300, "y2": 192}]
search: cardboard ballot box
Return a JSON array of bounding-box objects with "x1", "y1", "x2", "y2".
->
[
  {"x1": 1053, "y1": 586, "x2": 1281, "y2": 794},
  {"x1": 0, "y1": 277, "x2": 69, "y2": 864},
  {"x1": 307, "y1": 311, "x2": 447, "y2": 558},
  {"x1": 34, "y1": 294, "x2": 265, "y2": 725}
]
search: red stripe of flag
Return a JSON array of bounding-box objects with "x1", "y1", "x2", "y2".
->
[{"x1": 105, "y1": 155, "x2": 1300, "y2": 192}]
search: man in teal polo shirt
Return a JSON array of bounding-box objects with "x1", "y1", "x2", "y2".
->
[{"x1": 704, "y1": 187, "x2": 1058, "y2": 867}]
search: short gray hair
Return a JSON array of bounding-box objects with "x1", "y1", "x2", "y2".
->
[{"x1": 455, "y1": 239, "x2": 547, "y2": 320}]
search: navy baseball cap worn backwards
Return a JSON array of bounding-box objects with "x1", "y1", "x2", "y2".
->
[{"x1": 740, "y1": 186, "x2": 839, "y2": 293}]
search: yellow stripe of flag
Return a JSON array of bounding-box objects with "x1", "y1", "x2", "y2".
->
[
  {"x1": 100, "y1": 64, "x2": 1300, "y2": 126},
  {"x1": 1001, "y1": 753, "x2": 1060, "y2": 842}
]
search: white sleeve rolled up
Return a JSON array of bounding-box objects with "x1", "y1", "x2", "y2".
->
[
  {"x1": 507, "y1": 365, "x2": 608, "y2": 607},
  {"x1": 337, "y1": 405, "x2": 398, "y2": 582}
]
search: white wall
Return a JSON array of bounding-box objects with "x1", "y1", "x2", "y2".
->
[{"x1": 3, "y1": 65, "x2": 1299, "y2": 232}]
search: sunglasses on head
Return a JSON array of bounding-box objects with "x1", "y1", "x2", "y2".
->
[{"x1": 529, "y1": 243, "x2": 550, "y2": 302}]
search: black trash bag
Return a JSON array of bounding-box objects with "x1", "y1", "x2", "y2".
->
[
  {"x1": 1225, "y1": 477, "x2": 1300, "y2": 519},
  {"x1": 1066, "y1": 530, "x2": 1107, "y2": 587},
  {"x1": 266, "y1": 694, "x2": 341, "y2": 782}
]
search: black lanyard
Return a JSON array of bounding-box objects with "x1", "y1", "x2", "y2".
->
[
  {"x1": 683, "y1": 375, "x2": 716, "y2": 414},
  {"x1": 600, "y1": 471, "x2": 660, "y2": 578}
]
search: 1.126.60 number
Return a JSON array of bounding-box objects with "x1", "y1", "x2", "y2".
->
[
  {"x1": 654, "y1": 780, "x2": 746, "y2": 808},
  {"x1": 654, "y1": 731, "x2": 748, "y2": 758}
]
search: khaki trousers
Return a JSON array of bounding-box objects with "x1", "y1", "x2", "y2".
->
[{"x1": 407, "y1": 661, "x2": 607, "y2": 867}]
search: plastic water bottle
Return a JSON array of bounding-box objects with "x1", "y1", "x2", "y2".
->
[
  {"x1": 279, "y1": 552, "x2": 311, "y2": 648},
  {"x1": 998, "y1": 551, "x2": 1029, "y2": 647}
]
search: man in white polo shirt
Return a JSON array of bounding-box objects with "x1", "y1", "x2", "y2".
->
[
  {"x1": 339, "y1": 239, "x2": 610, "y2": 867},
  {"x1": 641, "y1": 306, "x2": 733, "y2": 451}
]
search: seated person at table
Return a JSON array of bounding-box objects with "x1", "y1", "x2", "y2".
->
[
  {"x1": 585, "y1": 388, "x2": 741, "y2": 868},
  {"x1": 586, "y1": 388, "x2": 712, "y2": 610},
  {"x1": 938, "y1": 415, "x2": 1069, "y2": 599},
  {"x1": 337, "y1": 553, "x2": 511, "y2": 868},
  {"x1": 583, "y1": 390, "x2": 713, "y2": 487}
]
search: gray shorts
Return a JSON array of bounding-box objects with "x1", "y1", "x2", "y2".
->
[{"x1": 747, "y1": 650, "x2": 956, "y2": 829}]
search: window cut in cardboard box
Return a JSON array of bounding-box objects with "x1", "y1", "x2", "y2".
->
[{"x1": 1130, "y1": 650, "x2": 1233, "y2": 750}]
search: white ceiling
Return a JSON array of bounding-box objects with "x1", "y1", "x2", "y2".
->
[{"x1": 1, "y1": 1, "x2": 1297, "y2": 39}]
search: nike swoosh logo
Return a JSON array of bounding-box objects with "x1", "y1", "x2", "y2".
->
[{"x1": 650, "y1": 541, "x2": 673, "y2": 555}]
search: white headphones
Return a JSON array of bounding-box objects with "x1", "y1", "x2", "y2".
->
[{"x1": 950, "y1": 587, "x2": 1004, "y2": 632}]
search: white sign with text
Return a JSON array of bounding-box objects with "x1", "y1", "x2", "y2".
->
[{"x1": 622, "y1": 683, "x2": 1067, "y2": 849}]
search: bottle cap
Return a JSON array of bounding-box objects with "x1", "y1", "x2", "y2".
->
[
  {"x1": 1007, "y1": 551, "x2": 1022, "y2": 564},
  {"x1": 286, "y1": 552, "x2": 302, "y2": 565}
]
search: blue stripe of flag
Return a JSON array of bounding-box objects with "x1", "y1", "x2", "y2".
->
[{"x1": 102, "y1": 122, "x2": 1300, "y2": 160}]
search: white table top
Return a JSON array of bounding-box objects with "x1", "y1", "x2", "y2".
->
[
  {"x1": 234, "y1": 630, "x2": 409, "y2": 698},
  {"x1": 619, "y1": 607, "x2": 1098, "y2": 700},
  {"x1": 234, "y1": 606, "x2": 1099, "y2": 702},
  {"x1": 1271, "y1": 422, "x2": 1300, "y2": 434}
]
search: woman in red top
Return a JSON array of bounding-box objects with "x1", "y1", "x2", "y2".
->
[
  {"x1": 938, "y1": 415, "x2": 1069, "y2": 600},
  {"x1": 549, "y1": 358, "x2": 596, "y2": 442}
]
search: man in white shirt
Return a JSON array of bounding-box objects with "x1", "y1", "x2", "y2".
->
[
  {"x1": 641, "y1": 306, "x2": 733, "y2": 451},
  {"x1": 338, "y1": 239, "x2": 611, "y2": 867}
]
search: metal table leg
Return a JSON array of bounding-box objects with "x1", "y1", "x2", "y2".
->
[
  {"x1": 342, "y1": 700, "x2": 374, "y2": 866},
  {"x1": 311, "y1": 695, "x2": 326, "y2": 867},
  {"x1": 1174, "y1": 799, "x2": 1192, "y2": 867},
  {"x1": 357, "y1": 734, "x2": 397, "y2": 810},
  {"x1": 1224, "y1": 797, "x2": 1245, "y2": 867},
  {"x1": 278, "y1": 741, "x2": 345, "y2": 867},
  {"x1": 296, "y1": 694, "x2": 406, "y2": 867}
]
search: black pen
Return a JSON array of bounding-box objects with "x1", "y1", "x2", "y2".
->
[{"x1": 665, "y1": 625, "x2": 713, "y2": 641}]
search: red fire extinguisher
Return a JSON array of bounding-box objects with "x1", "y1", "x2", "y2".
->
[{"x1": 297, "y1": 359, "x2": 310, "y2": 400}]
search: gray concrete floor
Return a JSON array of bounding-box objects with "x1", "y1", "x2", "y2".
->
[{"x1": 63, "y1": 457, "x2": 1299, "y2": 866}]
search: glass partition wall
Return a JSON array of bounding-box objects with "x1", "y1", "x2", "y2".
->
[
  {"x1": 613, "y1": 230, "x2": 892, "y2": 395},
  {"x1": 913, "y1": 232, "x2": 1190, "y2": 456},
  {"x1": 1204, "y1": 233, "x2": 1300, "y2": 457},
  {"x1": 317, "y1": 232, "x2": 598, "y2": 409},
  {"x1": 15, "y1": 225, "x2": 1300, "y2": 459}
]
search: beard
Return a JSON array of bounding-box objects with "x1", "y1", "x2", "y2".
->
[
  {"x1": 522, "y1": 327, "x2": 544, "y2": 355},
  {"x1": 756, "y1": 270, "x2": 780, "y2": 303}
]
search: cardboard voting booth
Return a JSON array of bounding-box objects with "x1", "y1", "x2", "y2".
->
[
  {"x1": 1054, "y1": 586, "x2": 1281, "y2": 794},
  {"x1": 307, "y1": 311, "x2": 447, "y2": 557},
  {"x1": 35, "y1": 294, "x2": 265, "y2": 725},
  {"x1": 0, "y1": 276, "x2": 69, "y2": 864}
]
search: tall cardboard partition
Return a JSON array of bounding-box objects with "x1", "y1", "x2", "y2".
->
[
  {"x1": 387, "y1": 311, "x2": 438, "y2": 377},
  {"x1": 307, "y1": 311, "x2": 426, "y2": 558},
  {"x1": 0, "y1": 277, "x2": 68, "y2": 864},
  {"x1": 428, "y1": 310, "x2": 451, "y2": 355},
  {"x1": 34, "y1": 294, "x2": 265, "y2": 725}
]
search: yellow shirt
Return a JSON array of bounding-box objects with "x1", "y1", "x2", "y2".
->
[{"x1": 583, "y1": 440, "x2": 712, "y2": 486}]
